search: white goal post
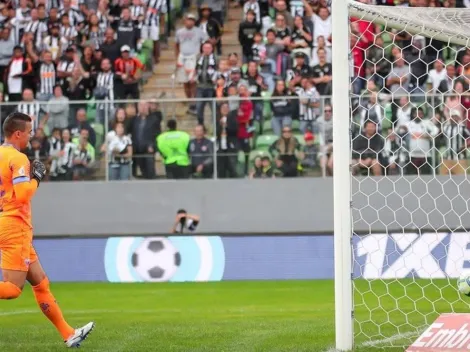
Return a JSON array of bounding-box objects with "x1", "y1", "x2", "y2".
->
[{"x1": 333, "y1": 1, "x2": 470, "y2": 351}]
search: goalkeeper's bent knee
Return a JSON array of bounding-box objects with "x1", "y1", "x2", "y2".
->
[
  {"x1": 0, "y1": 281, "x2": 22, "y2": 299},
  {"x1": 32, "y1": 277, "x2": 50, "y2": 294}
]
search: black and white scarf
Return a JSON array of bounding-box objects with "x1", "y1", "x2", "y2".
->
[{"x1": 196, "y1": 54, "x2": 217, "y2": 85}]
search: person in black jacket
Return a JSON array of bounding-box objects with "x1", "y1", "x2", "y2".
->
[
  {"x1": 131, "y1": 101, "x2": 159, "y2": 179},
  {"x1": 238, "y1": 9, "x2": 261, "y2": 63},
  {"x1": 216, "y1": 102, "x2": 239, "y2": 178},
  {"x1": 115, "y1": 8, "x2": 139, "y2": 51},
  {"x1": 100, "y1": 28, "x2": 121, "y2": 65},
  {"x1": 352, "y1": 119, "x2": 384, "y2": 176},
  {"x1": 270, "y1": 79, "x2": 293, "y2": 136},
  {"x1": 196, "y1": 5, "x2": 222, "y2": 56}
]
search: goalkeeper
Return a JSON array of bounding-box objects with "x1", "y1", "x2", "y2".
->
[{"x1": 0, "y1": 112, "x2": 94, "y2": 348}]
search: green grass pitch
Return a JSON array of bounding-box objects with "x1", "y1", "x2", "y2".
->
[{"x1": 0, "y1": 280, "x2": 468, "y2": 351}]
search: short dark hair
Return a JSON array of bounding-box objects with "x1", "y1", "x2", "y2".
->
[
  {"x1": 167, "y1": 119, "x2": 177, "y2": 131},
  {"x1": 266, "y1": 29, "x2": 276, "y2": 36},
  {"x1": 3, "y1": 112, "x2": 31, "y2": 138},
  {"x1": 177, "y1": 209, "x2": 187, "y2": 215}
]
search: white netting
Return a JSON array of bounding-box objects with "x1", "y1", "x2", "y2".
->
[{"x1": 348, "y1": 1, "x2": 470, "y2": 349}]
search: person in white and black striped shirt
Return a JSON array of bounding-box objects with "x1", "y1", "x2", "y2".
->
[
  {"x1": 24, "y1": 46, "x2": 57, "y2": 101},
  {"x1": 440, "y1": 109, "x2": 470, "y2": 175},
  {"x1": 17, "y1": 88, "x2": 46, "y2": 134},
  {"x1": 24, "y1": 8, "x2": 48, "y2": 51},
  {"x1": 60, "y1": 14, "x2": 79, "y2": 48},
  {"x1": 296, "y1": 77, "x2": 320, "y2": 133},
  {"x1": 94, "y1": 58, "x2": 115, "y2": 124},
  {"x1": 59, "y1": 0, "x2": 84, "y2": 28},
  {"x1": 141, "y1": 0, "x2": 167, "y2": 64}
]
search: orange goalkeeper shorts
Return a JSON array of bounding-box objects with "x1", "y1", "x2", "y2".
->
[{"x1": 0, "y1": 219, "x2": 37, "y2": 272}]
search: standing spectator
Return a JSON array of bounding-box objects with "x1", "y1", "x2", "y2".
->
[
  {"x1": 202, "y1": 0, "x2": 225, "y2": 27},
  {"x1": 359, "y1": 91, "x2": 384, "y2": 133},
  {"x1": 100, "y1": 28, "x2": 121, "y2": 65},
  {"x1": 0, "y1": 27, "x2": 15, "y2": 80},
  {"x1": 274, "y1": 0, "x2": 293, "y2": 30},
  {"x1": 237, "y1": 84, "x2": 254, "y2": 174},
  {"x1": 287, "y1": 52, "x2": 311, "y2": 90},
  {"x1": 57, "y1": 47, "x2": 76, "y2": 93},
  {"x1": 17, "y1": 88, "x2": 45, "y2": 133},
  {"x1": 66, "y1": 66, "x2": 91, "y2": 124},
  {"x1": 5, "y1": 45, "x2": 33, "y2": 103},
  {"x1": 269, "y1": 126, "x2": 302, "y2": 177},
  {"x1": 216, "y1": 102, "x2": 239, "y2": 178},
  {"x1": 26, "y1": 137, "x2": 48, "y2": 162},
  {"x1": 386, "y1": 51, "x2": 410, "y2": 97},
  {"x1": 197, "y1": 6, "x2": 222, "y2": 56},
  {"x1": 46, "y1": 85, "x2": 70, "y2": 130},
  {"x1": 26, "y1": 48, "x2": 56, "y2": 103},
  {"x1": 68, "y1": 108, "x2": 97, "y2": 147},
  {"x1": 406, "y1": 107, "x2": 439, "y2": 175},
  {"x1": 383, "y1": 128, "x2": 409, "y2": 176},
  {"x1": 141, "y1": 0, "x2": 167, "y2": 66},
  {"x1": 108, "y1": 121, "x2": 133, "y2": 180},
  {"x1": 175, "y1": 13, "x2": 208, "y2": 115},
  {"x1": 238, "y1": 9, "x2": 261, "y2": 63},
  {"x1": 115, "y1": 7, "x2": 138, "y2": 51},
  {"x1": 263, "y1": 28, "x2": 284, "y2": 76},
  {"x1": 352, "y1": 120, "x2": 384, "y2": 176},
  {"x1": 243, "y1": 0, "x2": 261, "y2": 24},
  {"x1": 311, "y1": 47, "x2": 332, "y2": 96},
  {"x1": 157, "y1": 119, "x2": 191, "y2": 179},
  {"x1": 46, "y1": 7, "x2": 61, "y2": 34},
  {"x1": 114, "y1": 45, "x2": 144, "y2": 100},
  {"x1": 59, "y1": 13, "x2": 79, "y2": 48},
  {"x1": 94, "y1": 58, "x2": 115, "y2": 124},
  {"x1": 271, "y1": 79, "x2": 292, "y2": 136},
  {"x1": 427, "y1": 59, "x2": 447, "y2": 93},
  {"x1": 59, "y1": 0, "x2": 85, "y2": 28},
  {"x1": 244, "y1": 61, "x2": 266, "y2": 123},
  {"x1": 304, "y1": 3, "x2": 332, "y2": 46},
  {"x1": 24, "y1": 8, "x2": 48, "y2": 51},
  {"x1": 49, "y1": 128, "x2": 76, "y2": 181},
  {"x1": 189, "y1": 124, "x2": 214, "y2": 178},
  {"x1": 131, "y1": 101, "x2": 158, "y2": 179},
  {"x1": 195, "y1": 41, "x2": 217, "y2": 125},
  {"x1": 81, "y1": 13, "x2": 105, "y2": 50},
  {"x1": 290, "y1": 15, "x2": 312, "y2": 61},
  {"x1": 148, "y1": 99, "x2": 163, "y2": 137},
  {"x1": 301, "y1": 131, "x2": 320, "y2": 171},
  {"x1": 440, "y1": 109, "x2": 470, "y2": 175},
  {"x1": 42, "y1": 23, "x2": 68, "y2": 61},
  {"x1": 297, "y1": 77, "x2": 320, "y2": 133}
]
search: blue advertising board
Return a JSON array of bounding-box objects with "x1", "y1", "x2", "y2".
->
[{"x1": 1, "y1": 232, "x2": 468, "y2": 282}]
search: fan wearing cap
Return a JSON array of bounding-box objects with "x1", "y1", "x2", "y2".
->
[
  {"x1": 196, "y1": 5, "x2": 222, "y2": 56},
  {"x1": 114, "y1": 45, "x2": 144, "y2": 100},
  {"x1": 287, "y1": 52, "x2": 311, "y2": 90},
  {"x1": 175, "y1": 13, "x2": 208, "y2": 113}
]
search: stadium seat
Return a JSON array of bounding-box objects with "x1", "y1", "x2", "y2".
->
[
  {"x1": 294, "y1": 134, "x2": 306, "y2": 146},
  {"x1": 262, "y1": 91, "x2": 272, "y2": 119},
  {"x1": 262, "y1": 120, "x2": 274, "y2": 134},
  {"x1": 291, "y1": 120, "x2": 301, "y2": 133},
  {"x1": 255, "y1": 134, "x2": 278, "y2": 151},
  {"x1": 91, "y1": 123, "x2": 104, "y2": 148}
]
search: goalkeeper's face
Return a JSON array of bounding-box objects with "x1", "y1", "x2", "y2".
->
[{"x1": 18, "y1": 121, "x2": 33, "y2": 150}]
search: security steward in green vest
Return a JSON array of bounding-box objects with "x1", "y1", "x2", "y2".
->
[{"x1": 157, "y1": 119, "x2": 191, "y2": 179}]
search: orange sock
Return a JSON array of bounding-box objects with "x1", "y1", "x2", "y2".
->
[
  {"x1": 32, "y1": 277, "x2": 75, "y2": 340},
  {"x1": 0, "y1": 281, "x2": 22, "y2": 299}
]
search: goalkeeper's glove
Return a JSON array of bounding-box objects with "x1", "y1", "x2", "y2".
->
[{"x1": 31, "y1": 159, "x2": 46, "y2": 186}]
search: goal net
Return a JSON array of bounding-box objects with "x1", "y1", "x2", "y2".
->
[{"x1": 333, "y1": 1, "x2": 470, "y2": 350}]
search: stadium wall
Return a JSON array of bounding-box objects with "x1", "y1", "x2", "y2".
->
[
  {"x1": 33, "y1": 176, "x2": 470, "y2": 236},
  {"x1": 2, "y1": 232, "x2": 468, "y2": 282}
]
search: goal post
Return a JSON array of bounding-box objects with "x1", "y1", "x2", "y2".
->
[{"x1": 333, "y1": 1, "x2": 470, "y2": 351}]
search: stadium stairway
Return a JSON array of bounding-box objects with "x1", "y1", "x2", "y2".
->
[{"x1": 141, "y1": 4, "x2": 243, "y2": 134}]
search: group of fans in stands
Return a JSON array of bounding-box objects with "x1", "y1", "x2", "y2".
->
[{"x1": 0, "y1": 0, "x2": 469, "y2": 180}]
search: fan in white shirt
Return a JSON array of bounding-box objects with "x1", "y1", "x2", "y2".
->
[{"x1": 426, "y1": 59, "x2": 447, "y2": 93}]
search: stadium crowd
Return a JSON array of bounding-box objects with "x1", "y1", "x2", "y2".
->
[{"x1": 0, "y1": 0, "x2": 469, "y2": 180}]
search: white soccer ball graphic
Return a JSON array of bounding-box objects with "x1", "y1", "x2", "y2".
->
[
  {"x1": 131, "y1": 237, "x2": 181, "y2": 282},
  {"x1": 457, "y1": 271, "x2": 470, "y2": 296}
]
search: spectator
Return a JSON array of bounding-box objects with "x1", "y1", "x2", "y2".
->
[
  {"x1": 100, "y1": 28, "x2": 121, "y2": 65},
  {"x1": 197, "y1": 5, "x2": 222, "y2": 56},
  {"x1": 26, "y1": 48, "x2": 57, "y2": 103},
  {"x1": 114, "y1": 45, "x2": 144, "y2": 100},
  {"x1": 238, "y1": 9, "x2": 261, "y2": 63},
  {"x1": 131, "y1": 101, "x2": 158, "y2": 179},
  {"x1": 244, "y1": 61, "x2": 266, "y2": 123},
  {"x1": 17, "y1": 88, "x2": 45, "y2": 133},
  {"x1": 440, "y1": 109, "x2": 470, "y2": 175},
  {"x1": 57, "y1": 47, "x2": 76, "y2": 93},
  {"x1": 0, "y1": 27, "x2": 15, "y2": 80},
  {"x1": 274, "y1": 0, "x2": 294, "y2": 30},
  {"x1": 263, "y1": 28, "x2": 284, "y2": 76},
  {"x1": 94, "y1": 58, "x2": 115, "y2": 124},
  {"x1": 297, "y1": 76, "x2": 320, "y2": 133},
  {"x1": 68, "y1": 108, "x2": 97, "y2": 147},
  {"x1": 116, "y1": 7, "x2": 139, "y2": 51},
  {"x1": 427, "y1": 59, "x2": 447, "y2": 93},
  {"x1": 365, "y1": 36, "x2": 389, "y2": 87},
  {"x1": 395, "y1": 96, "x2": 412, "y2": 131},
  {"x1": 108, "y1": 121, "x2": 133, "y2": 180},
  {"x1": 171, "y1": 209, "x2": 200, "y2": 234},
  {"x1": 216, "y1": 102, "x2": 239, "y2": 178},
  {"x1": 287, "y1": 52, "x2": 311, "y2": 90},
  {"x1": 444, "y1": 81, "x2": 464, "y2": 120},
  {"x1": 383, "y1": 128, "x2": 408, "y2": 176},
  {"x1": 141, "y1": 0, "x2": 167, "y2": 67},
  {"x1": 189, "y1": 124, "x2": 214, "y2": 178},
  {"x1": 157, "y1": 119, "x2": 191, "y2": 179},
  {"x1": 406, "y1": 107, "x2": 439, "y2": 175},
  {"x1": 271, "y1": 79, "x2": 293, "y2": 136},
  {"x1": 386, "y1": 51, "x2": 410, "y2": 97},
  {"x1": 195, "y1": 41, "x2": 217, "y2": 125},
  {"x1": 269, "y1": 126, "x2": 302, "y2": 177},
  {"x1": 25, "y1": 8, "x2": 48, "y2": 51},
  {"x1": 46, "y1": 85, "x2": 70, "y2": 130},
  {"x1": 66, "y1": 65, "x2": 91, "y2": 123},
  {"x1": 175, "y1": 13, "x2": 208, "y2": 115},
  {"x1": 72, "y1": 128, "x2": 96, "y2": 181},
  {"x1": 251, "y1": 156, "x2": 275, "y2": 178},
  {"x1": 437, "y1": 63, "x2": 458, "y2": 93},
  {"x1": 80, "y1": 46, "x2": 100, "y2": 86},
  {"x1": 60, "y1": 13, "x2": 79, "y2": 48},
  {"x1": 290, "y1": 15, "x2": 312, "y2": 61},
  {"x1": 311, "y1": 47, "x2": 332, "y2": 96},
  {"x1": 272, "y1": 13, "x2": 291, "y2": 54},
  {"x1": 359, "y1": 91, "x2": 384, "y2": 132},
  {"x1": 5, "y1": 45, "x2": 33, "y2": 103},
  {"x1": 304, "y1": 4, "x2": 332, "y2": 46},
  {"x1": 301, "y1": 131, "x2": 320, "y2": 170},
  {"x1": 352, "y1": 120, "x2": 384, "y2": 176},
  {"x1": 237, "y1": 84, "x2": 254, "y2": 174},
  {"x1": 26, "y1": 137, "x2": 48, "y2": 162},
  {"x1": 34, "y1": 127, "x2": 51, "y2": 157},
  {"x1": 49, "y1": 128, "x2": 76, "y2": 181}
]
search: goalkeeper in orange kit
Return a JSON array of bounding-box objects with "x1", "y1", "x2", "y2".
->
[{"x1": 0, "y1": 112, "x2": 94, "y2": 348}]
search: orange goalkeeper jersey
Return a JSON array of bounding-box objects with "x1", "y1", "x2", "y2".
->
[{"x1": 0, "y1": 145, "x2": 32, "y2": 228}]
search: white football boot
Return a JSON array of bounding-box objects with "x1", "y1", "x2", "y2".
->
[{"x1": 65, "y1": 322, "x2": 95, "y2": 348}]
